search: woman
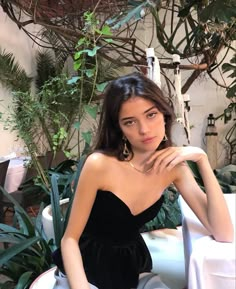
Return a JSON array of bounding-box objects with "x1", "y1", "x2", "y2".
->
[{"x1": 55, "y1": 72, "x2": 233, "y2": 289}]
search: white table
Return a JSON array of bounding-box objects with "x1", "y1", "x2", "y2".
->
[
  {"x1": 4, "y1": 157, "x2": 28, "y2": 193},
  {"x1": 180, "y1": 194, "x2": 236, "y2": 289}
]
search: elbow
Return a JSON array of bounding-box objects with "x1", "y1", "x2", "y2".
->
[
  {"x1": 61, "y1": 235, "x2": 79, "y2": 249},
  {"x1": 214, "y1": 235, "x2": 234, "y2": 243},
  {"x1": 212, "y1": 226, "x2": 234, "y2": 243}
]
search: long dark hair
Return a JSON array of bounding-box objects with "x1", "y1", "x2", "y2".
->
[{"x1": 93, "y1": 72, "x2": 175, "y2": 160}]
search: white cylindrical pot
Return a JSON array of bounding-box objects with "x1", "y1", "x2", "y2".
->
[{"x1": 42, "y1": 198, "x2": 69, "y2": 241}]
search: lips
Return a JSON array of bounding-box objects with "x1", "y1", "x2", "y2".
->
[{"x1": 142, "y1": 137, "x2": 156, "y2": 144}]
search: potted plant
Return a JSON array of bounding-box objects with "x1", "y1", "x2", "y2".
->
[
  {"x1": 0, "y1": 157, "x2": 79, "y2": 288},
  {"x1": 41, "y1": 156, "x2": 85, "y2": 247},
  {"x1": 0, "y1": 186, "x2": 54, "y2": 289}
]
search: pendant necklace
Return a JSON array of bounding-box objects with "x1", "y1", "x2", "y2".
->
[{"x1": 128, "y1": 161, "x2": 153, "y2": 174}]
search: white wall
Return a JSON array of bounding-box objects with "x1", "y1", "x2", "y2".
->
[
  {"x1": 0, "y1": 7, "x2": 39, "y2": 156},
  {"x1": 0, "y1": 7, "x2": 234, "y2": 167}
]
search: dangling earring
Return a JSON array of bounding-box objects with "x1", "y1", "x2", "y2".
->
[
  {"x1": 122, "y1": 136, "x2": 130, "y2": 158},
  {"x1": 162, "y1": 134, "x2": 168, "y2": 142}
]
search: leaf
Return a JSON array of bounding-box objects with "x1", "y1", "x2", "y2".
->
[
  {"x1": 84, "y1": 105, "x2": 98, "y2": 119},
  {"x1": 86, "y1": 46, "x2": 100, "y2": 57},
  {"x1": 199, "y1": 0, "x2": 236, "y2": 23},
  {"x1": 0, "y1": 236, "x2": 41, "y2": 266},
  {"x1": 50, "y1": 174, "x2": 64, "y2": 248},
  {"x1": 76, "y1": 37, "x2": 86, "y2": 48},
  {"x1": 73, "y1": 121, "x2": 80, "y2": 130},
  {"x1": 14, "y1": 209, "x2": 35, "y2": 236},
  {"x1": 74, "y1": 51, "x2": 84, "y2": 60},
  {"x1": 187, "y1": 160, "x2": 204, "y2": 187},
  {"x1": 67, "y1": 76, "x2": 80, "y2": 84},
  {"x1": 15, "y1": 271, "x2": 33, "y2": 289},
  {"x1": 178, "y1": 3, "x2": 193, "y2": 18},
  {"x1": 95, "y1": 25, "x2": 112, "y2": 36},
  {"x1": 226, "y1": 85, "x2": 236, "y2": 98},
  {"x1": 96, "y1": 82, "x2": 108, "y2": 92},
  {"x1": 0, "y1": 223, "x2": 20, "y2": 233},
  {"x1": 0, "y1": 233, "x2": 26, "y2": 244},
  {"x1": 85, "y1": 68, "x2": 95, "y2": 78},
  {"x1": 112, "y1": 2, "x2": 147, "y2": 29},
  {"x1": 103, "y1": 38, "x2": 113, "y2": 43},
  {"x1": 73, "y1": 61, "x2": 82, "y2": 71},
  {"x1": 222, "y1": 63, "x2": 236, "y2": 74},
  {"x1": 82, "y1": 131, "x2": 92, "y2": 145},
  {"x1": 0, "y1": 48, "x2": 32, "y2": 92},
  {"x1": 0, "y1": 187, "x2": 35, "y2": 234}
]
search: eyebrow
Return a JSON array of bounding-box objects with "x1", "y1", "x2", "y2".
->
[{"x1": 120, "y1": 105, "x2": 157, "y2": 121}]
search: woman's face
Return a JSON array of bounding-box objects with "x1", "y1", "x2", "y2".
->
[{"x1": 118, "y1": 96, "x2": 165, "y2": 154}]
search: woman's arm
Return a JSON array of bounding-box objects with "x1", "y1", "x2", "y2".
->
[
  {"x1": 147, "y1": 146, "x2": 234, "y2": 242},
  {"x1": 61, "y1": 153, "x2": 105, "y2": 289}
]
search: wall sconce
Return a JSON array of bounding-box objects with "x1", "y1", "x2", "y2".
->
[{"x1": 207, "y1": 113, "x2": 215, "y2": 127}]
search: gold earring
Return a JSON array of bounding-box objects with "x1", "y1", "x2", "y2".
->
[
  {"x1": 163, "y1": 134, "x2": 168, "y2": 141},
  {"x1": 122, "y1": 137, "x2": 130, "y2": 158}
]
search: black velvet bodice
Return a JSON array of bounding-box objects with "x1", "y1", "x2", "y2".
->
[{"x1": 53, "y1": 190, "x2": 164, "y2": 289}]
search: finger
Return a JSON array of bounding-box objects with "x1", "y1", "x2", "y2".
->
[
  {"x1": 157, "y1": 150, "x2": 180, "y2": 173},
  {"x1": 146, "y1": 148, "x2": 172, "y2": 165},
  {"x1": 151, "y1": 149, "x2": 178, "y2": 172}
]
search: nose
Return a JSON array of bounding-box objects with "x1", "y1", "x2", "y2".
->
[{"x1": 138, "y1": 120, "x2": 150, "y2": 135}]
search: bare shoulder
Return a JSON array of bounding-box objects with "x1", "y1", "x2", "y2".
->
[{"x1": 82, "y1": 152, "x2": 114, "y2": 174}]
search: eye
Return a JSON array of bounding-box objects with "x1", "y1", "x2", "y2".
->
[
  {"x1": 123, "y1": 120, "x2": 135, "y2": 126},
  {"x1": 147, "y1": 111, "x2": 158, "y2": 119}
]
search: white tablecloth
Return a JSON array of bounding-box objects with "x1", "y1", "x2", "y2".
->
[
  {"x1": 179, "y1": 194, "x2": 236, "y2": 289},
  {"x1": 4, "y1": 158, "x2": 28, "y2": 193}
]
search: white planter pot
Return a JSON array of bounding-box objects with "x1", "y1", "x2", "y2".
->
[
  {"x1": 42, "y1": 198, "x2": 69, "y2": 241},
  {"x1": 29, "y1": 267, "x2": 57, "y2": 289}
]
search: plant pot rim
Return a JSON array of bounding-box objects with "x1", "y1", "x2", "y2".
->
[{"x1": 42, "y1": 198, "x2": 70, "y2": 219}]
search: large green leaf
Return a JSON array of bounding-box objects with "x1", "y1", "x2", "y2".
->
[
  {"x1": 82, "y1": 131, "x2": 92, "y2": 145},
  {"x1": 0, "y1": 186, "x2": 35, "y2": 236},
  {"x1": 35, "y1": 50, "x2": 57, "y2": 91},
  {"x1": 15, "y1": 271, "x2": 33, "y2": 289},
  {"x1": 96, "y1": 81, "x2": 108, "y2": 92},
  {"x1": 187, "y1": 160, "x2": 204, "y2": 188},
  {"x1": 199, "y1": 0, "x2": 236, "y2": 23},
  {"x1": 222, "y1": 63, "x2": 236, "y2": 77},
  {"x1": 0, "y1": 223, "x2": 20, "y2": 233},
  {"x1": 111, "y1": 1, "x2": 148, "y2": 30},
  {"x1": 50, "y1": 174, "x2": 64, "y2": 248},
  {"x1": 0, "y1": 236, "x2": 41, "y2": 266},
  {"x1": 0, "y1": 48, "x2": 31, "y2": 92},
  {"x1": 84, "y1": 104, "x2": 98, "y2": 119}
]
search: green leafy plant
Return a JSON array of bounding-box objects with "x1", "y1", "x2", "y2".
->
[
  {"x1": 222, "y1": 54, "x2": 236, "y2": 99},
  {"x1": 48, "y1": 157, "x2": 85, "y2": 248},
  {"x1": 188, "y1": 160, "x2": 236, "y2": 193},
  {"x1": 68, "y1": 10, "x2": 115, "y2": 156},
  {"x1": 0, "y1": 158, "x2": 79, "y2": 288},
  {"x1": 0, "y1": 187, "x2": 53, "y2": 289},
  {"x1": 214, "y1": 165, "x2": 236, "y2": 193},
  {"x1": 140, "y1": 186, "x2": 182, "y2": 232}
]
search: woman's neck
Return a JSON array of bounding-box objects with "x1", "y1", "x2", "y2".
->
[{"x1": 130, "y1": 150, "x2": 155, "y2": 167}]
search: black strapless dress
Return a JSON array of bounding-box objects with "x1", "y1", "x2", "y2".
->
[{"x1": 53, "y1": 190, "x2": 164, "y2": 289}]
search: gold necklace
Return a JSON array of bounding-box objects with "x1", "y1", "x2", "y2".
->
[{"x1": 128, "y1": 161, "x2": 153, "y2": 174}]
